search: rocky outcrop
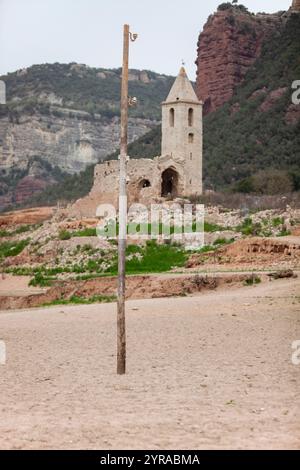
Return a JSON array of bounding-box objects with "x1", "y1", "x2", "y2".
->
[
  {"x1": 0, "y1": 111, "x2": 159, "y2": 175},
  {"x1": 291, "y1": 0, "x2": 300, "y2": 11},
  {"x1": 259, "y1": 87, "x2": 287, "y2": 113},
  {"x1": 195, "y1": 7, "x2": 283, "y2": 114},
  {"x1": 14, "y1": 177, "x2": 48, "y2": 205},
  {"x1": 0, "y1": 110, "x2": 159, "y2": 208},
  {"x1": 285, "y1": 104, "x2": 300, "y2": 125}
]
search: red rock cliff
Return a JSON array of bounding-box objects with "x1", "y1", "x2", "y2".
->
[
  {"x1": 291, "y1": 0, "x2": 300, "y2": 11},
  {"x1": 195, "y1": 7, "x2": 283, "y2": 114}
]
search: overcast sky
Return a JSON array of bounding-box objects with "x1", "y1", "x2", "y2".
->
[{"x1": 0, "y1": 0, "x2": 292, "y2": 79}]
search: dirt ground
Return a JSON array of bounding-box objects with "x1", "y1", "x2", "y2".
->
[
  {"x1": 0, "y1": 275, "x2": 47, "y2": 297},
  {"x1": 0, "y1": 207, "x2": 54, "y2": 227},
  {"x1": 0, "y1": 278, "x2": 299, "y2": 450},
  {"x1": 0, "y1": 272, "x2": 257, "y2": 310}
]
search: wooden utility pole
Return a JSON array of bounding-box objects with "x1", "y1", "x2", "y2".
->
[{"x1": 117, "y1": 24, "x2": 137, "y2": 375}]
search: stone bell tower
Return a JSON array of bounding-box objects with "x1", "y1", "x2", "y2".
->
[{"x1": 161, "y1": 67, "x2": 203, "y2": 195}]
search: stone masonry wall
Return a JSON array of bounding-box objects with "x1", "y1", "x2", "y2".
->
[{"x1": 70, "y1": 155, "x2": 186, "y2": 218}]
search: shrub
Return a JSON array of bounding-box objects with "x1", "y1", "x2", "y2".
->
[
  {"x1": 204, "y1": 222, "x2": 226, "y2": 232},
  {"x1": 277, "y1": 229, "x2": 292, "y2": 237},
  {"x1": 233, "y1": 177, "x2": 254, "y2": 194},
  {"x1": 237, "y1": 218, "x2": 262, "y2": 236},
  {"x1": 244, "y1": 274, "x2": 261, "y2": 286},
  {"x1": 29, "y1": 272, "x2": 56, "y2": 287},
  {"x1": 14, "y1": 225, "x2": 32, "y2": 234},
  {"x1": 218, "y1": 3, "x2": 233, "y2": 11},
  {"x1": 74, "y1": 228, "x2": 97, "y2": 237},
  {"x1": 251, "y1": 170, "x2": 294, "y2": 195},
  {"x1": 58, "y1": 230, "x2": 72, "y2": 241},
  {"x1": 272, "y1": 217, "x2": 284, "y2": 228},
  {"x1": 213, "y1": 238, "x2": 235, "y2": 246},
  {"x1": 0, "y1": 230, "x2": 10, "y2": 238}
]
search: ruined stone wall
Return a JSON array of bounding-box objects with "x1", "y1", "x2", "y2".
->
[{"x1": 70, "y1": 155, "x2": 186, "y2": 218}]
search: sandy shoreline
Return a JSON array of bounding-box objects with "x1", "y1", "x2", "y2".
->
[{"x1": 0, "y1": 278, "x2": 299, "y2": 450}]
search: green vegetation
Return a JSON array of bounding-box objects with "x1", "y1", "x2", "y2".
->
[
  {"x1": 213, "y1": 237, "x2": 235, "y2": 246},
  {"x1": 218, "y1": 3, "x2": 249, "y2": 14},
  {"x1": 235, "y1": 215, "x2": 290, "y2": 237},
  {"x1": 197, "y1": 245, "x2": 218, "y2": 253},
  {"x1": 236, "y1": 218, "x2": 262, "y2": 236},
  {"x1": 0, "y1": 225, "x2": 37, "y2": 238},
  {"x1": 233, "y1": 170, "x2": 294, "y2": 195},
  {"x1": 6, "y1": 241, "x2": 188, "y2": 285},
  {"x1": 204, "y1": 222, "x2": 227, "y2": 232},
  {"x1": 272, "y1": 217, "x2": 284, "y2": 228},
  {"x1": 0, "y1": 239, "x2": 30, "y2": 258},
  {"x1": 20, "y1": 163, "x2": 96, "y2": 208},
  {"x1": 244, "y1": 274, "x2": 262, "y2": 286},
  {"x1": 29, "y1": 272, "x2": 56, "y2": 287},
  {"x1": 108, "y1": 241, "x2": 188, "y2": 275},
  {"x1": 59, "y1": 227, "x2": 97, "y2": 240},
  {"x1": 0, "y1": 230, "x2": 9, "y2": 237},
  {"x1": 277, "y1": 229, "x2": 292, "y2": 237},
  {"x1": 204, "y1": 13, "x2": 300, "y2": 190},
  {"x1": 42, "y1": 295, "x2": 116, "y2": 307},
  {"x1": 1, "y1": 63, "x2": 174, "y2": 121},
  {"x1": 58, "y1": 230, "x2": 72, "y2": 241},
  {"x1": 74, "y1": 228, "x2": 97, "y2": 237},
  {"x1": 0, "y1": 157, "x2": 68, "y2": 211}
]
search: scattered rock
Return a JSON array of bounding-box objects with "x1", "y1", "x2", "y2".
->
[{"x1": 268, "y1": 270, "x2": 297, "y2": 280}]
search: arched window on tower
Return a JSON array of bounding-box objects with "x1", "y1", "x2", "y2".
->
[
  {"x1": 169, "y1": 108, "x2": 175, "y2": 127},
  {"x1": 188, "y1": 133, "x2": 194, "y2": 144},
  {"x1": 188, "y1": 108, "x2": 194, "y2": 127}
]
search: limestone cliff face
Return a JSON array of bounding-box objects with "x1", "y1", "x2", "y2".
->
[
  {"x1": 0, "y1": 110, "x2": 158, "y2": 175},
  {"x1": 195, "y1": 7, "x2": 283, "y2": 114},
  {"x1": 0, "y1": 109, "x2": 158, "y2": 209}
]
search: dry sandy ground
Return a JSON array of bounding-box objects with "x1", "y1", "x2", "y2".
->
[
  {"x1": 0, "y1": 275, "x2": 47, "y2": 297},
  {"x1": 0, "y1": 278, "x2": 299, "y2": 450}
]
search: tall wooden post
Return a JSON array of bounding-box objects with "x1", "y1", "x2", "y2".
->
[{"x1": 117, "y1": 24, "x2": 130, "y2": 375}]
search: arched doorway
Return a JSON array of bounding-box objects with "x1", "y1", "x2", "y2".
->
[{"x1": 161, "y1": 168, "x2": 179, "y2": 198}]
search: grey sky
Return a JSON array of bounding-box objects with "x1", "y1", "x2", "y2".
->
[{"x1": 0, "y1": 0, "x2": 292, "y2": 79}]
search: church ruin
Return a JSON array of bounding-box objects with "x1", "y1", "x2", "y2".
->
[{"x1": 72, "y1": 67, "x2": 203, "y2": 216}]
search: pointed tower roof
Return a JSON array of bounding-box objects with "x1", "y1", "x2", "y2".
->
[{"x1": 163, "y1": 67, "x2": 200, "y2": 105}]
